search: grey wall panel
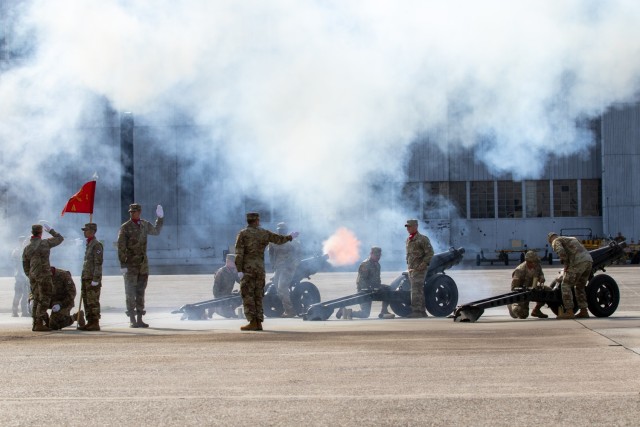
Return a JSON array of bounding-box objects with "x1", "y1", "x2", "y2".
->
[{"x1": 603, "y1": 103, "x2": 640, "y2": 155}]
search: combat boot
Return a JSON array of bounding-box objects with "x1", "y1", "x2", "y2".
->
[
  {"x1": 82, "y1": 319, "x2": 100, "y2": 331},
  {"x1": 256, "y1": 320, "x2": 263, "y2": 331},
  {"x1": 72, "y1": 310, "x2": 86, "y2": 329},
  {"x1": 33, "y1": 319, "x2": 51, "y2": 332},
  {"x1": 576, "y1": 308, "x2": 590, "y2": 318},
  {"x1": 557, "y1": 308, "x2": 575, "y2": 319},
  {"x1": 530, "y1": 306, "x2": 548, "y2": 319},
  {"x1": 129, "y1": 314, "x2": 138, "y2": 328},
  {"x1": 240, "y1": 319, "x2": 259, "y2": 331},
  {"x1": 136, "y1": 314, "x2": 149, "y2": 328},
  {"x1": 336, "y1": 308, "x2": 344, "y2": 319}
]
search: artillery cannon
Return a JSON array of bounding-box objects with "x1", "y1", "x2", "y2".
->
[
  {"x1": 304, "y1": 247, "x2": 465, "y2": 321},
  {"x1": 172, "y1": 254, "x2": 328, "y2": 320},
  {"x1": 453, "y1": 241, "x2": 626, "y2": 322}
]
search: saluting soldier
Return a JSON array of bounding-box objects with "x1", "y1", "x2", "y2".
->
[
  {"x1": 404, "y1": 219, "x2": 434, "y2": 318},
  {"x1": 268, "y1": 222, "x2": 301, "y2": 317},
  {"x1": 118, "y1": 203, "x2": 164, "y2": 328},
  {"x1": 22, "y1": 223, "x2": 64, "y2": 332},
  {"x1": 48, "y1": 267, "x2": 84, "y2": 330},
  {"x1": 235, "y1": 212, "x2": 298, "y2": 331},
  {"x1": 548, "y1": 232, "x2": 593, "y2": 319},
  {"x1": 79, "y1": 223, "x2": 103, "y2": 331}
]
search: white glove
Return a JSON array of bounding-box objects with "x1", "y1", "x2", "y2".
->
[
  {"x1": 120, "y1": 268, "x2": 128, "y2": 274},
  {"x1": 39, "y1": 220, "x2": 52, "y2": 232},
  {"x1": 51, "y1": 304, "x2": 60, "y2": 312},
  {"x1": 91, "y1": 281, "x2": 99, "y2": 286},
  {"x1": 238, "y1": 272, "x2": 244, "y2": 280},
  {"x1": 290, "y1": 231, "x2": 299, "y2": 239},
  {"x1": 156, "y1": 205, "x2": 164, "y2": 218}
]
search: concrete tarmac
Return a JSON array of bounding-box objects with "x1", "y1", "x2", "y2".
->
[{"x1": 1, "y1": 265, "x2": 639, "y2": 426}]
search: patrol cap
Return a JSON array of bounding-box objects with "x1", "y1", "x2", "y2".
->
[
  {"x1": 524, "y1": 250, "x2": 538, "y2": 262},
  {"x1": 32, "y1": 224, "x2": 43, "y2": 234},
  {"x1": 246, "y1": 212, "x2": 260, "y2": 221},
  {"x1": 371, "y1": 246, "x2": 382, "y2": 255},
  {"x1": 405, "y1": 219, "x2": 418, "y2": 227},
  {"x1": 226, "y1": 253, "x2": 236, "y2": 262},
  {"x1": 128, "y1": 203, "x2": 142, "y2": 212},
  {"x1": 547, "y1": 232, "x2": 558, "y2": 243},
  {"x1": 82, "y1": 223, "x2": 98, "y2": 232}
]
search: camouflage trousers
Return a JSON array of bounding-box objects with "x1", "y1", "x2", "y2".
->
[
  {"x1": 409, "y1": 270, "x2": 427, "y2": 315},
  {"x1": 13, "y1": 277, "x2": 30, "y2": 316},
  {"x1": 240, "y1": 271, "x2": 266, "y2": 322},
  {"x1": 82, "y1": 279, "x2": 102, "y2": 321},
  {"x1": 30, "y1": 277, "x2": 52, "y2": 322},
  {"x1": 123, "y1": 267, "x2": 149, "y2": 316},
  {"x1": 562, "y1": 261, "x2": 592, "y2": 310},
  {"x1": 510, "y1": 302, "x2": 530, "y2": 319},
  {"x1": 50, "y1": 306, "x2": 74, "y2": 330},
  {"x1": 275, "y1": 266, "x2": 295, "y2": 314},
  {"x1": 351, "y1": 300, "x2": 372, "y2": 318}
]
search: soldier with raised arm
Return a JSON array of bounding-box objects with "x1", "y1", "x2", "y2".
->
[{"x1": 22, "y1": 223, "x2": 64, "y2": 332}]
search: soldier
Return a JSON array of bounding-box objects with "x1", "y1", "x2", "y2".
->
[
  {"x1": 405, "y1": 219, "x2": 434, "y2": 318},
  {"x1": 11, "y1": 236, "x2": 30, "y2": 317},
  {"x1": 210, "y1": 253, "x2": 242, "y2": 318},
  {"x1": 118, "y1": 203, "x2": 164, "y2": 328},
  {"x1": 548, "y1": 232, "x2": 593, "y2": 319},
  {"x1": 22, "y1": 223, "x2": 64, "y2": 332},
  {"x1": 336, "y1": 246, "x2": 394, "y2": 319},
  {"x1": 48, "y1": 267, "x2": 85, "y2": 330},
  {"x1": 507, "y1": 251, "x2": 549, "y2": 319},
  {"x1": 234, "y1": 212, "x2": 298, "y2": 331},
  {"x1": 78, "y1": 223, "x2": 103, "y2": 331},
  {"x1": 268, "y1": 222, "x2": 301, "y2": 317}
]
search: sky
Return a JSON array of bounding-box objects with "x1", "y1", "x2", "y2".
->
[{"x1": 1, "y1": 0, "x2": 640, "y2": 270}]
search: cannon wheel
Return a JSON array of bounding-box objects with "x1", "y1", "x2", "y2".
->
[
  {"x1": 586, "y1": 274, "x2": 620, "y2": 317},
  {"x1": 424, "y1": 275, "x2": 459, "y2": 317},
  {"x1": 291, "y1": 281, "x2": 321, "y2": 315},
  {"x1": 263, "y1": 283, "x2": 284, "y2": 318},
  {"x1": 388, "y1": 274, "x2": 412, "y2": 317}
]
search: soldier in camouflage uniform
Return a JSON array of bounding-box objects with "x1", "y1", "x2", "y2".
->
[
  {"x1": 235, "y1": 212, "x2": 297, "y2": 331},
  {"x1": 22, "y1": 223, "x2": 64, "y2": 332},
  {"x1": 210, "y1": 253, "x2": 242, "y2": 318},
  {"x1": 548, "y1": 232, "x2": 593, "y2": 319},
  {"x1": 79, "y1": 223, "x2": 103, "y2": 331},
  {"x1": 507, "y1": 251, "x2": 549, "y2": 319},
  {"x1": 48, "y1": 267, "x2": 84, "y2": 330},
  {"x1": 11, "y1": 236, "x2": 30, "y2": 317},
  {"x1": 405, "y1": 219, "x2": 434, "y2": 318},
  {"x1": 118, "y1": 203, "x2": 164, "y2": 328},
  {"x1": 268, "y1": 222, "x2": 301, "y2": 317}
]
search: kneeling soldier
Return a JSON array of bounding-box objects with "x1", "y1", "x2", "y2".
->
[
  {"x1": 508, "y1": 251, "x2": 549, "y2": 319},
  {"x1": 48, "y1": 267, "x2": 85, "y2": 330}
]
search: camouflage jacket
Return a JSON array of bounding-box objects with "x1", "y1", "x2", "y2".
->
[
  {"x1": 117, "y1": 217, "x2": 163, "y2": 269},
  {"x1": 213, "y1": 265, "x2": 240, "y2": 297},
  {"x1": 406, "y1": 231, "x2": 434, "y2": 272},
  {"x1": 356, "y1": 258, "x2": 381, "y2": 291},
  {"x1": 551, "y1": 236, "x2": 593, "y2": 267},
  {"x1": 511, "y1": 262, "x2": 545, "y2": 290},
  {"x1": 269, "y1": 238, "x2": 301, "y2": 270},
  {"x1": 22, "y1": 229, "x2": 64, "y2": 280},
  {"x1": 235, "y1": 226, "x2": 292, "y2": 274},
  {"x1": 82, "y1": 238, "x2": 104, "y2": 282},
  {"x1": 51, "y1": 268, "x2": 76, "y2": 309}
]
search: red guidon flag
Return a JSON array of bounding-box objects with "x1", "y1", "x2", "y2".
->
[{"x1": 61, "y1": 180, "x2": 96, "y2": 216}]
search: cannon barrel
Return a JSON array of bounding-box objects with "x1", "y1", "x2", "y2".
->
[
  {"x1": 293, "y1": 254, "x2": 330, "y2": 282},
  {"x1": 426, "y1": 247, "x2": 465, "y2": 278},
  {"x1": 590, "y1": 241, "x2": 626, "y2": 274}
]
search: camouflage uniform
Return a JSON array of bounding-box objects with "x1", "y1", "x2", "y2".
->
[
  {"x1": 22, "y1": 226, "x2": 64, "y2": 328},
  {"x1": 235, "y1": 214, "x2": 292, "y2": 324},
  {"x1": 405, "y1": 221, "x2": 434, "y2": 316},
  {"x1": 551, "y1": 235, "x2": 593, "y2": 311},
  {"x1": 117, "y1": 204, "x2": 163, "y2": 318},
  {"x1": 49, "y1": 267, "x2": 77, "y2": 330},
  {"x1": 351, "y1": 254, "x2": 382, "y2": 318},
  {"x1": 82, "y1": 229, "x2": 104, "y2": 323},
  {"x1": 509, "y1": 260, "x2": 546, "y2": 319},
  {"x1": 211, "y1": 255, "x2": 241, "y2": 318},
  {"x1": 11, "y1": 241, "x2": 30, "y2": 317},
  {"x1": 268, "y1": 223, "x2": 301, "y2": 315}
]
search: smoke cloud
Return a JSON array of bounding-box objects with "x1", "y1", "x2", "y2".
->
[{"x1": 1, "y1": 0, "x2": 640, "y2": 271}]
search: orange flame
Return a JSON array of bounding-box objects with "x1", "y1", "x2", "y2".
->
[{"x1": 322, "y1": 227, "x2": 361, "y2": 266}]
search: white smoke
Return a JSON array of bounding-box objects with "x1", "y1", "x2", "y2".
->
[{"x1": 1, "y1": 0, "x2": 640, "y2": 270}]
